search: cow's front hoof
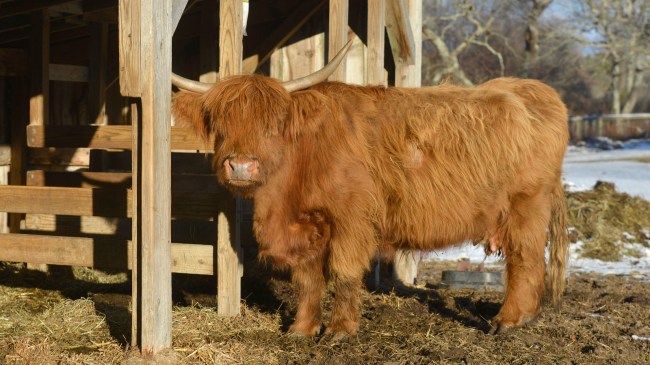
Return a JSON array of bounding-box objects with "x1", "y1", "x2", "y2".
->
[{"x1": 288, "y1": 321, "x2": 322, "y2": 337}]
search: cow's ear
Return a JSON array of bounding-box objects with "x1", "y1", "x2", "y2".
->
[
  {"x1": 172, "y1": 90, "x2": 210, "y2": 142},
  {"x1": 285, "y1": 90, "x2": 327, "y2": 140}
]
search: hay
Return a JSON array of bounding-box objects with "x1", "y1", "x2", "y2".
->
[{"x1": 566, "y1": 181, "x2": 650, "y2": 261}]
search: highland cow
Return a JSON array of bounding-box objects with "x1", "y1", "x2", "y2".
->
[{"x1": 170, "y1": 45, "x2": 570, "y2": 338}]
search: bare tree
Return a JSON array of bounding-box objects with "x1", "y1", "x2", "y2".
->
[
  {"x1": 580, "y1": 0, "x2": 650, "y2": 113},
  {"x1": 522, "y1": 0, "x2": 553, "y2": 77},
  {"x1": 422, "y1": 0, "x2": 512, "y2": 86}
]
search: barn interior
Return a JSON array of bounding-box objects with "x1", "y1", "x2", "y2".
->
[{"x1": 0, "y1": 0, "x2": 422, "y2": 354}]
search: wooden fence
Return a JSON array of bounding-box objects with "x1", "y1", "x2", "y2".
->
[{"x1": 568, "y1": 113, "x2": 650, "y2": 142}]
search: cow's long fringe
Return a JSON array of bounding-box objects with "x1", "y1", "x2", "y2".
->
[{"x1": 548, "y1": 184, "x2": 569, "y2": 308}]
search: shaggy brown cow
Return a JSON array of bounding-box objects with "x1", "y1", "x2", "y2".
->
[{"x1": 171, "y1": 50, "x2": 569, "y2": 338}]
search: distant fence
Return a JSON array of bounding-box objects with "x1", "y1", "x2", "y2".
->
[{"x1": 568, "y1": 113, "x2": 650, "y2": 142}]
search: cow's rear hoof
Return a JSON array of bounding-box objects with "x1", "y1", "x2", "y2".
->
[
  {"x1": 288, "y1": 321, "x2": 322, "y2": 337},
  {"x1": 489, "y1": 322, "x2": 514, "y2": 335}
]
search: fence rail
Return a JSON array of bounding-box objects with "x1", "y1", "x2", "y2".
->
[{"x1": 568, "y1": 113, "x2": 650, "y2": 142}]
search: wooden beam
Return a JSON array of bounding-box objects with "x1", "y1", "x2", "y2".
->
[
  {"x1": 8, "y1": 77, "x2": 28, "y2": 234},
  {"x1": 29, "y1": 10, "x2": 49, "y2": 126},
  {"x1": 26, "y1": 125, "x2": 214, "y2": 150},
  {"x1": 118, "y1": 0, "x2": 141, "y2": 97},
  {"x1": 328, "y1": 0, "x2": 349, "y2": 82},
  {"x1": 367, "y1": 0, "x2": 386, "y2": 86},
  {"x1": 0, "y1": 145, "x2": 9, "y2": 165},
  {"x1": 172, "y1": 0, "x2": 190, "y2": 34},
  {"x1": 254, "y1": 0, "x2": 327, "y2": 71},
  {"x1": 26, "y1": 170, "x2": 221, "y2": 193},
  {"x1": 0, "y1": 48, "x2": 27, "y2": 76},
  {"x1": 88, "y1": 22, "x2": 108, "y2": 124},
  {"x1": 394, "y1": 0, "x2": 421, "y2": 87},
  {"x1": 0, "y1": 185, "x2": 222, "y2": 219},
  {"x1": 392, "y1": 0, "x2": 422, "y2": 286},
  {"x1": 218, "y1": 0, "x2": 243, "y2": 318},
  {"x1": 0, "y1": 234, "x2": 214, "y2": 275},
  {"x1": 23, "y1": 214, "x2": 219, "y2": 245},
  {"x1": 385, "y1": 0, "x2": 416, "y2": 66},
  {"x1": 49, "y1": 64, "x2": 88, "y2": 82},
  {"x1": 0, "y1": 185, "x2": 131, "y2": 217},
  {"x1": 137, "y1": 0, "x2": 173, "y2": 353}
]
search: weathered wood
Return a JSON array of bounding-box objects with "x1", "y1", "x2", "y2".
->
[
  {"x1": 26, "y1": 170, "x2": 131, "y2": 188},
  {"x1": 26, "y1": 125, "x2": 213, "y2": 150},
  {"x1": 48, "y1": 64, "x2": 89, "y2": 82},
  {"x1": 0, "y1": 145, "x2": 9, "y2": 165},
  {"x1": 8, "y1": 76, "x2": 28, "y2": 234},
  {"x1": 328, "y1": 0, "x2": 349, "y2": 82},
  {"x1": 172, "y1": 0, "x2": 190, "y2": 34},
  {"x1": 0, "y1": 48, "x2": 27, "y2": 76},
  {"x1": 0, "y1": 185, "x2": 131, "y2": 217},
  {"x1": 137, "y1": 0, "x2": 173, "y2": 353},
  {"x1": 218, "y1": 0, "x2": 243, "y2": 317},
  {"x1": 271, "y1": 33, "x2": 325, "y2": 81},
  {"x1": 0, "y1": 234, "x2": 214, "y2": 275},
  {"x1": 394, "y1": 0, "x2": 421, "y2": 87},
  {"x1": 29, "y1": 10, "x2": 49, "y2": 126},
  {"x1": 118, "y1": 0, "x2": 141, "y2": 97},
  {"x1": 26, "y1": 170, "x2": 220, "y2": 193},
  {"x1": 28, "y1": 148, "x2": 91, "y2": 167},
  {"x1": 89, "y1": 22, "x2": 108, "y2": 124},
  {"x1": 255, "y1": 0, "x2": 327, "y2": 70},
  {"x1": 0, "y1": 166, "x2": 8, "y2": 233},
  {"x1": 385, "y1": 0, "x2": 416, "y2": 66},
  {"x1": 392, "y1": 0, "x2": 422, "y2": 286},
  {"x1": 367, "y1": 0, "x2": 386, "y2": 86},
  {"x1": 129, "y1": 101, "x2": 140, "y2": 350},
  {"x1": 23, "y1": 215, "x2": 218, "y2": 244},
  {"x1": 345, "y1": 34, "x2": 366, "y2": 85},
  {"x1": 0, "y1": 185, "x2": 222, "y2": 219}
]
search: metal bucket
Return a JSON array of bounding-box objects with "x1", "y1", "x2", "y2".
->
[{"x1": 440, "y1": 270, "x2": 504, "y2": 291}]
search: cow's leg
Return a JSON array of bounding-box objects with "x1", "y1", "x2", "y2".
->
[
  {"x1": 496, "y1": 192, "x2": 551, "y2": 332},
  {"x1": 288, "y1": 255, "x2": 326, "y2": 336},
  {"x1": 324, "y1": 222, "x2": 376, "y2": 338},
  {"x1": 325, "y1": 273, "x2": 363, "y2": 338}
]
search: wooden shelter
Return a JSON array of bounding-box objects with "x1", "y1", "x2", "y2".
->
[{"x1": 0, "y1": 0, "x2": 422, "y2": 356}]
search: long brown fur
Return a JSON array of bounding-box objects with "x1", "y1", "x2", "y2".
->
[{"x1": 172, "y1": 74, "x2": 570, "y2": 336}]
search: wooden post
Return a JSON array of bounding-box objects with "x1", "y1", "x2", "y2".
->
[
  {"x1": 367, "y1": 0, "x2": 386, "y2": 288},
  {"x1": 367, "y1": 0, "x2": 386, "y2": 87},
  {"x1": 217, "y1": 0, "x2": 243, "y2": 317},
  {"x1": 328, "y1": 0, "x2": 348, "y2": 81},
  {"x1": 89, "y1": 22, "x2": 108, "y2": 125},
  {"x1": 393, "y1": 0, "x2": 422, "y2": 286},
  {"x1": 24, "y1": 10, "x2": 50, "y2": 271},
  {"x1": 29, "y1": 10, "x2": 49, "y2": 127},
  {"x1": 134, "y1": 0, "x2": 173, "y2": 355}
]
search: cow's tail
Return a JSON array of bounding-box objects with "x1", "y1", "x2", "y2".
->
[{"x1": 548, "y1": 183, "x2": 569, "y2": 308}]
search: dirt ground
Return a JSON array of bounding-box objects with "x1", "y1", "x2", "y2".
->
[
  {"x1": 1, "y1": 258, "x2": 649, "y2": 365},
  {"x1": 1, "y1": 184, "x2": 649, "y2": 364}
]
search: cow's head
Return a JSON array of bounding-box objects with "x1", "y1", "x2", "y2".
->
[{"x1": 171, "y1": 41, "x2": 352, "y2": 198}]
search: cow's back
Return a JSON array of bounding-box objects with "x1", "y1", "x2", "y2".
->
[{"x1": 366, "y1": 79, "x2": 567, "y2": 249}]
